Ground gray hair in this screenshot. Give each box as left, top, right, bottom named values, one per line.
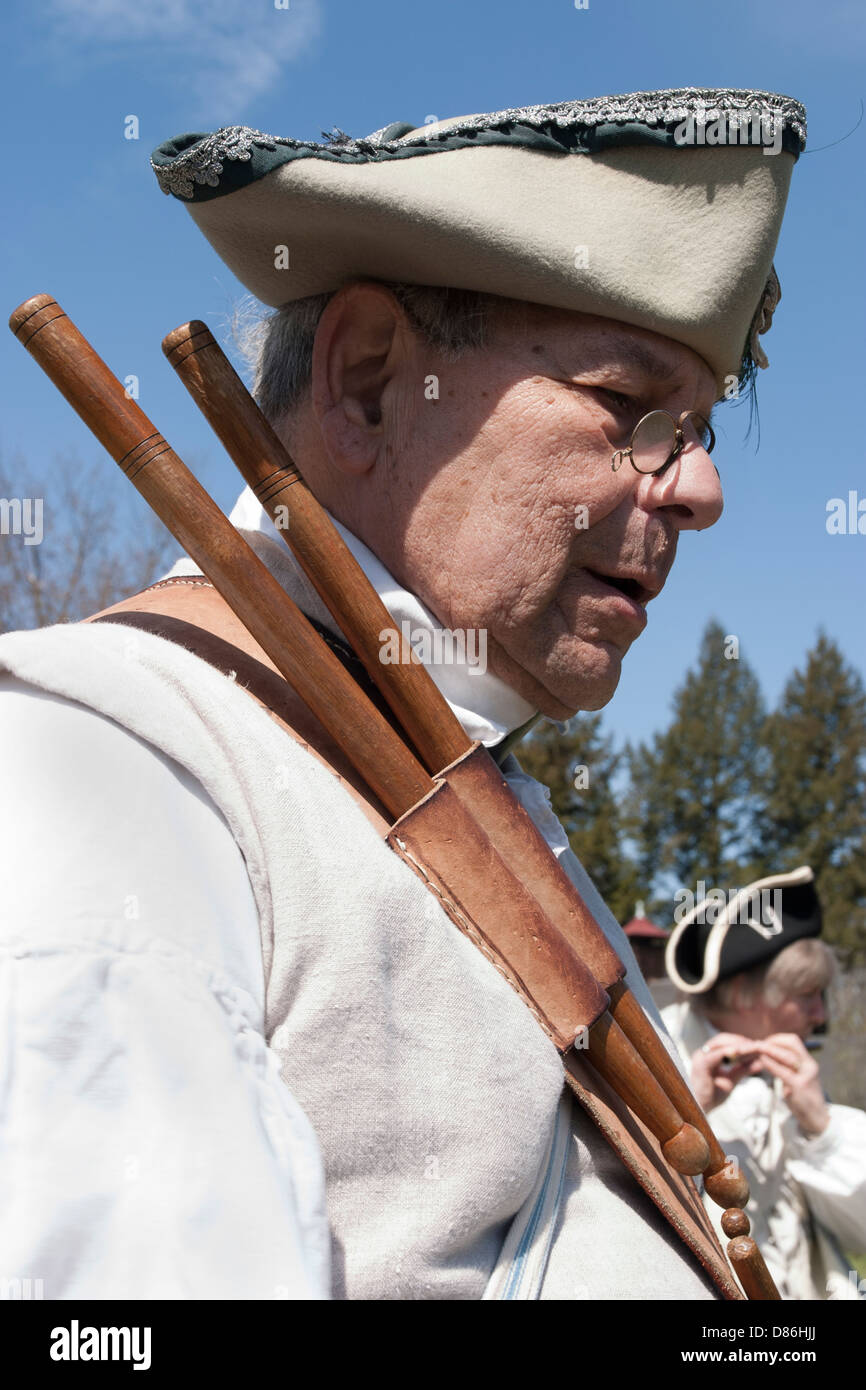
left=244, top=279, right=759, bottom=432
left=700, top=937, right=836, bottom=1016
left=247, top=283, right=504, bottom=426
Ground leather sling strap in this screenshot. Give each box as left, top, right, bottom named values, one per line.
left=85, top=576, right=743, bottom=1300
left=89, top=576, right=395, bottom=832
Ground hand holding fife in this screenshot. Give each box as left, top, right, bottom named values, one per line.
left=691, top=1033, right=764, bottom=1112
left=692, top=1032, right=830, bottom=1137
left=756, top=1033, right=830, bottom=1138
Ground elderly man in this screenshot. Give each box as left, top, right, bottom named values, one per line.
left=663, top=868, right=866, bottom=1300
left=0, top=89, right=805, bottom=1300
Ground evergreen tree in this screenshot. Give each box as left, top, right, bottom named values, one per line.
left=758, top=633, right=866, bottom=960
left=623, top=738, right=669, bottom=921
left=626, top=620, right=768, bottom=911
left=517, top=714, right=641, bottom=923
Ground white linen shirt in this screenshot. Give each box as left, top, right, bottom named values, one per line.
left=0, top=676, right=330, bottom=1300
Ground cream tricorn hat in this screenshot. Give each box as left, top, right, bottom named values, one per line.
left=152, top=87, right=806, bottom=390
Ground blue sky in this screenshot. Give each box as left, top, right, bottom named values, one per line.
left=1, top=0, right=864, bottom=751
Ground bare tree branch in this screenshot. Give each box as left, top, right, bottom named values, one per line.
left=0, top=450, right=177, bottom=634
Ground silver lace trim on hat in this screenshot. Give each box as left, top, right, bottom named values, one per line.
left=154, top=127, right=275, bottom=200
left=153, top=86, right=807, bottom=200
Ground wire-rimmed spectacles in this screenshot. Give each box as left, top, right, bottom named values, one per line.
left=611, top=410, right=716, bottom=476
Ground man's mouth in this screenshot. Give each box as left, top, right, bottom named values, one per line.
left=585, top=569, right=660, bottom=606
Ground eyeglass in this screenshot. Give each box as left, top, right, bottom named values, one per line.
left=611, top=410, right=716, bottom=476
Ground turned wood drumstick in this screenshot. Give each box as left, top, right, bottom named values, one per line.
left=9, top=292, right=710, bottom=1181
left=720, top=1209, right=781, bottom=1301
left=162, top=320, right=746, bottom=1202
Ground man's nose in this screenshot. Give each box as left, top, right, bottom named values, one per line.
left=637, top=436, right=724, bottom=533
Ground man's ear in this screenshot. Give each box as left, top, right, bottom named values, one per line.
left=311, top=284, right=410, bottom=477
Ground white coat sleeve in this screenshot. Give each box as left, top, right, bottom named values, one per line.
left=787, top=1104, right=866, bottom=1255
left=0, top=675, right=330, bottom=1300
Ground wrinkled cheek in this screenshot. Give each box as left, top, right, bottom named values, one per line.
left=464, top=544, right=572, bottom=632
left=487, top=575, right=570, bottom=639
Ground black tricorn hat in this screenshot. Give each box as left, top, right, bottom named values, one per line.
left=665, top=866, right=822, bottom=994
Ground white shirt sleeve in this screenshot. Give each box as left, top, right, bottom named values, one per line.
left=0, top=675, right=330, bottom=1300
left=787, top=1105, right=866, bottom=1254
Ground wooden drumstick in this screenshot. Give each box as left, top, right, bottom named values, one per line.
left=9, top=292, right=710, bottom=1181
left=604, top=983, right=750, bottom=1209
left=721, top=1209, right=781, bottom=1301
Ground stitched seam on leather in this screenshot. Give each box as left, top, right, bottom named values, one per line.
left=393, top=835, right=559, bottom=1049
left=140, top=576, right=377, bottom=696
left=143, top=576, right=215, bottom=591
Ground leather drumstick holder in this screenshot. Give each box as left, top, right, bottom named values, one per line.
left=387, top=773, right=608, bottom=1052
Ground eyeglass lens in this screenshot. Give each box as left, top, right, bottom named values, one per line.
left=631, top=411, right=713, bottom=473
left=631, top=412, right=678, bottom=472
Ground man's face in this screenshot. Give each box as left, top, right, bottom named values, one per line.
left=760, top=989, right=827, bottom=1041
left=308, top=292, right=724, bottom=719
